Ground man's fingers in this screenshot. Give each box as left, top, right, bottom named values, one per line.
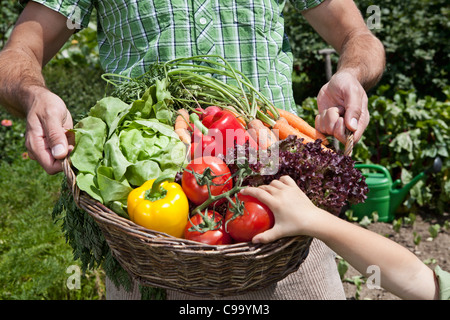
left=316, top=71, right=370, bottom=144
left=25, top=129, right=63, bottom=174
left=348, top=93, right=369, bottom=143
left=41, top=110, right=71, bottom=160
left=24, top=92, right=73, bottom=174
left=342, top=88, right=362, bottom=130
left=315, top=107, right=346, bottom=143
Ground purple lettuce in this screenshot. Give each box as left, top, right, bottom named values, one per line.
left=228, top=136, right=368, bottom=215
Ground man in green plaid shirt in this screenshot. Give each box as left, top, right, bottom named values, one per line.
left=0, top=0, right=385, bottom=300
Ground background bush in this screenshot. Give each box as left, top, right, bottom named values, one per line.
left=295, top=86, right=450, bottom=215
left=0, top=0, right=22, bottom=48
left=285, top=0, right=450, bottom=102
left=286, top=0, right=450, bottom=215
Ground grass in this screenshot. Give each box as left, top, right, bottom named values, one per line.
left=0, top=157, right=105, bottom=299
left=0, top=61, right=108, bottom=300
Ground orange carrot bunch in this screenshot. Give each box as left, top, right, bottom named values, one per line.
left=276, top=109, right=329, bottom=145
left=247, top=118, right=278, bottom=150
left=174, top=109, right=192, bottom=144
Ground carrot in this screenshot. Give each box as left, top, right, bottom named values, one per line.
left=272, top=117, right=332, bottom=152
left=174, top=109, right=191, bottom=144
left=272, top=117, right=317, bottom=144
left=262, top=121, right=271, bottom=128
left=175, top=109, right=190, bottom=128
left=247, top=118, right=278, bottom=150
left=275, top=109, right=329, bottom=145
left=225, top=105, right=247, bottom=128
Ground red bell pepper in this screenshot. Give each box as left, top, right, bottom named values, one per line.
left=191, top=127, right=215, bottom=160
left=201, top=106, right=222, bottom=128
left=208, top=110, right=257, bottom=156
left=190, top=110, right=257, bottom=159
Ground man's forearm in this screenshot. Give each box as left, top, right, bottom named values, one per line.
left=0, top=1, right=75, bottom=118
left=0, top=47, right=47, bottom=118
left=337, top=30, right=385, bottom=90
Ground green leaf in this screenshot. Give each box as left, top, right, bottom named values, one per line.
left=155, top=78, right=173, bottom=103
left=389, top=131, right=413, bottom=153
left=132, top=119, right=179, bottom=139
left=118, top=128, right=157, bottom=163
left=71, top=116, right=107, bottom=174
left=75, top=172, right=102, bottom=203
left=88, top=96, right=130, bottom=130
left=428, top=224, right=441, bottom=239
left=125, top=160, right=162, bottom=187
left=337, top=259, right=349, bottom=280
left=103, top=133, right=131, bottom=180
left=152, top=100, right=172, bottom=124
left=96, top=166, right=133, bottom=206
left=126, top=98, right=152, bottom=120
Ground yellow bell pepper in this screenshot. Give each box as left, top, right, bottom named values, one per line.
left=127, top=174, right=189, bottom=238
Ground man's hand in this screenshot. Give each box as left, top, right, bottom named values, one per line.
left=0, top=2, right=75, bottom=174
left=315, top=70, right=369, bottom=144
left=302, top=0, right=385, bottom=144
left=25, top=87, right=74, bottom=174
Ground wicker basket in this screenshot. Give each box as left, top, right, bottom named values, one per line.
left=62, top=134, right=353, bottom=298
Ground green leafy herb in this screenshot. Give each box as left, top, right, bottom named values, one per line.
left=52, top=177, right=165, bottom=299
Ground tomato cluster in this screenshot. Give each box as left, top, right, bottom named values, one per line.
left=181, top=156, right=274, bottom=245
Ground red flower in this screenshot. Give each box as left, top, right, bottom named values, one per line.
left=1, top=119, right=13, bottom=127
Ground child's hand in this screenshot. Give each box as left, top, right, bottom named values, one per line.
left=240, top=176, right=322, bottom=244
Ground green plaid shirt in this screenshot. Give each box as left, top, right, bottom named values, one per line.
left=31, top=0, right=323, bottom=110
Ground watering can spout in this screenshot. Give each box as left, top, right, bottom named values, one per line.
left=351, top=157, right=442, bottom=222
left=389, top=157, right=442, bottom=215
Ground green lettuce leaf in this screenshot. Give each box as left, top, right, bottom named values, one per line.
left=71, top=116, right=106, bottom=174
left=69, top=93, right=186, bottom=214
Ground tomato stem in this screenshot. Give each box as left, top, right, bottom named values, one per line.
left=186, top=153, right=259, bottom=217
left=188, top=209, right=222, bottom=233
left=191, top=185, right=245, bottom=216
left=190, top=165, right=251, bottom=215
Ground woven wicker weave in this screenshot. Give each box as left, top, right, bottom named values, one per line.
left=63, top=133, right=353, bottom=298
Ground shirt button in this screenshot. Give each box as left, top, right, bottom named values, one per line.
left=199, top=17, right=207, bottom=25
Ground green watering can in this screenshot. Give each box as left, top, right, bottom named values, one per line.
left=351, top=157, right=442, bottom=222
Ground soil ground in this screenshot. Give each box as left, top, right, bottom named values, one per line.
left=338, top=212, right=450, bottom=300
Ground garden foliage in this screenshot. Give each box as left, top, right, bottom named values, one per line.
left=285, top=0, right=449, bottom=102
left=0, top=0, right=448, bottom=300
left=296, top=86, right=450, bottom=215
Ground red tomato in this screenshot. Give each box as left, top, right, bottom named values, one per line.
left=181, top=156, right=233, bottom=206
left=225, top=194, right=274, bottom=243
left=184, top=210, right=232, bottom=245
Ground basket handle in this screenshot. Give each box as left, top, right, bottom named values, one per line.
left=62, top=157, right=80, bottom=205
left=344, top=129, right=354, bottom=157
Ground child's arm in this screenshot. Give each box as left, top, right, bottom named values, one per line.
left=241, top=176, right=439, bottom=300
